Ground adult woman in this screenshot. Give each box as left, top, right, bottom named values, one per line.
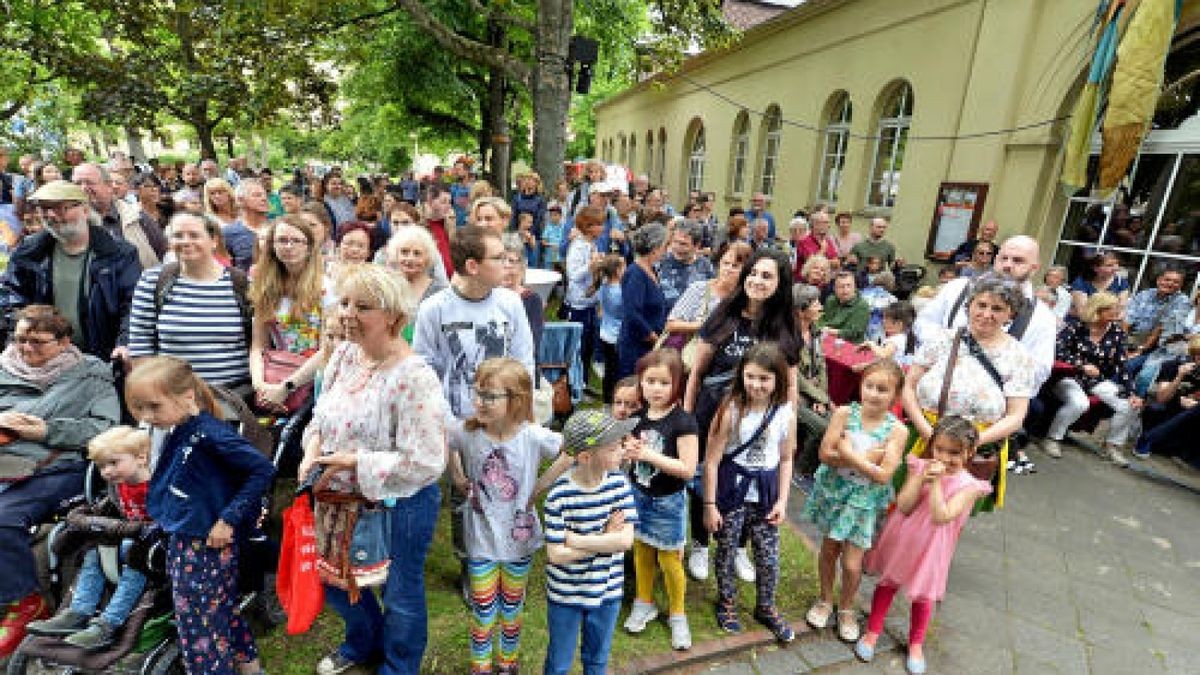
left=563, top=205, right=604, bottom=380
left=249, top=214, right=332, bottom=411
left=792, top=283, right=832, bottom=479
left=664, top=241, right=753, bottom=342
left=297, top=264, right=446, bottom=675
left=31, top=162, right=62, bottom=189
left=385, top=224, right=449, bottom=330
left=203, top=177, right=237, bottom=227
left=801, top=253, right=834, bottom=299
left=134, top=173, right=169, bottom=232
left=1070, top=251, right=1130, bottom=318
left=617, top=222, right=668, bottom=378
left=0, top=306, right=120, bottom=655
left=301, top=200, right=337, bottom=261
left=901, top=273, right=1035, bottom=508
left=335, top=222, right=375, bottom=268
left=958, top=240, right=996, bottom=278
left=501, top=235, right=545, bottom=357
left=831, top=212, right=862, bottom=263
left=128, top=213, right=252, bottom=390
left=683, top=248, right=800, bottom=580
left=1045, top=292, right=1141, bottom=465
left=470, top=196, right=512, bottom=235
left=715, top=214, right=749, bottom=250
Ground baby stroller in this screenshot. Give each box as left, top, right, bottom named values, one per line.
left=8, top=386, right=278, bottom=675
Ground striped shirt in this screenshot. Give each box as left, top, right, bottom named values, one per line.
left=128, top=266, right=251, bottom=386
left=543, top=470, right=637, bottom=608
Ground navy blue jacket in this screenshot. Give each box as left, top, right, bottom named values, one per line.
left=0, top=225, right=141, bottom=359
left=147, top=412, right=276, bottom=539
left=510, top=191, right=547, bottom=236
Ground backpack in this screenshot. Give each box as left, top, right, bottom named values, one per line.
left=153, top=262, right=254, bottom=345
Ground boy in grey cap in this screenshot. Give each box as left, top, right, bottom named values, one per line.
left=542, top=409, right=638, bottom=675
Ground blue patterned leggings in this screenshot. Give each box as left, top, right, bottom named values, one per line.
left=166, top=536, right=259, bottom=675
left=715, top=503, right=780, bottom=608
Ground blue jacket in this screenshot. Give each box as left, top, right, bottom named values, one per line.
left=147, top=412, right=276, bottom=539
left=510, top=191, right=547, bottom=236
left=0, top=225, right=141, bottom=359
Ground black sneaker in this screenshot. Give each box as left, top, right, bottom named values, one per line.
left=753, top=605, right=795, bottom=644
left=64, top=620, right=117, bottom=650
left=27, top=610, right=90, bottom=637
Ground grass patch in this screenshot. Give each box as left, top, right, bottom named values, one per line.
left=258, top=501, right=817, bottom=673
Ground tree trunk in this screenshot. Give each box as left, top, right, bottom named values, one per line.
left=532, top=0, right=573, bottom=193
left=124, top=126, right=147, bottom=163
left=194, top=121, right=218, bottom=160
left=487, top=20, right=512, bottom=196
left=224, top=135, right=235, bottom=160
left=478, top=89, right=493, bottom=179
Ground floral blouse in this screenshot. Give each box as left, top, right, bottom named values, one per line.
left=304, top=342, right=447, bottom=501
left=1055, top=321, right=1132, bottom=394
left=913, top=328, right=1035, bottom=425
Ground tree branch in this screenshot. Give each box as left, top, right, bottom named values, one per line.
left=465, top=0, right=537, bottom=34
left=394, top=0, right=533, bottom=87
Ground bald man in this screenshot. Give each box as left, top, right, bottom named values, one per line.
left=915, top=235, right=1056, bottom=390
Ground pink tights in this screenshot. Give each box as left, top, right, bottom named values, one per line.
left=866, top=583, right=933, bottom=646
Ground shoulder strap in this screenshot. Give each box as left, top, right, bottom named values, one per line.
left=963, top=331, right=1005, bottom=391
left=946, top=282, right=971, bottom=329
left=227, top=266, right=254, bottom=344
left=153, top=262, right=181, bottom=318
left=937, top=328, right=965, bottom=417
left=1007, top=300, right=1035, bottom=340
left=725, top=404, right=780, bottom=462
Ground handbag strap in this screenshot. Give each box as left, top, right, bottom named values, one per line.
left=937, top=329, right=965, bottom=417
left=724, top=404, right=780, bottom=463
left=963, top=331, right=1005, bottom=391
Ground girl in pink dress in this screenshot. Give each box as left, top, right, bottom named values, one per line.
left=854, top=416, right=992, bottom=675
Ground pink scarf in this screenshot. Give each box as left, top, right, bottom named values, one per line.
left=0, top=344, right=85, bottom=391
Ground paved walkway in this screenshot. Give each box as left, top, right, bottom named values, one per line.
left=691, top=439, right=1200, bottom=674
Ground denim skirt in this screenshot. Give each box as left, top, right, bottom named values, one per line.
left=632, top=488, right=688, bottom=551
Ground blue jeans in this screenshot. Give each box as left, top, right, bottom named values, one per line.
left=325, top=483, right=440, bottom=674
left=0, top=462, right=86, bottom=603
left=542, top=598, right=620, bottom=675
left=70, top=546, right=146, bottom=626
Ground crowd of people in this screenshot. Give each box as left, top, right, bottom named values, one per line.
left=0, top=146, right=1198, bottom=675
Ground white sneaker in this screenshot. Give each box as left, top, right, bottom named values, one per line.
left=1105, top=445, right=1130, bottom=467
left=668, top=614, right=692, bottom=650
left=734, top=547, right=756, bottom=583
left=1041, top=439, right=1063, bottom=458
left=623, top=600, right=658, bottom=633
left=687, top=545, right=710, bottom=581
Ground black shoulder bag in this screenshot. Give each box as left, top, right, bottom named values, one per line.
left=714, top=404, right=781, bottom=514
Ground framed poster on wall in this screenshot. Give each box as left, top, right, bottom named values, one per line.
left=925, top=182, right=989, bottom=262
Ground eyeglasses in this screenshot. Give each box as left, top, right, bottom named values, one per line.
left=274, top=237, right=309, bottom=248
left=12, top=334, right=57, bottom=346
left=483, top=254, right=507, bottom=263
left=471, top=387, right=510, bottom=404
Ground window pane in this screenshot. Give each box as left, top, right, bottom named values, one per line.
left=1152, top=154, right=1200, bottom=255
left=1059, top=200, right=1106, bottom=244
left=1125, top=153, right=1176, bottom=233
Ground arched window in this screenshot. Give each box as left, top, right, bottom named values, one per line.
left=818, top=92, right=852, bottom=204
left=758, top=105, right=782, bottom=198
left=657, top=128, right=667, bottom=188
left=730, top=112, right=751, bottom=196
left=867, top=82, right=913, bottom=208
left=687, top=125, right=706, bottom=193
left=619, top=134, right=628, bottom=165
left=629, top=133, right=637, bottom=172
left=645, top=131, right=655, bottom=182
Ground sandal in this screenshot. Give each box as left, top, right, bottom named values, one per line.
left=805, top=600, right=833, bottom=629
left=754, top=605, right=795, bottom=644
left=715, top=600, right=741, bottom=633
left=836, top=609, right=861, bottom=642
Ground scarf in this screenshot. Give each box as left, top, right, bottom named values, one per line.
left=0, top=343, right=85, bottom=391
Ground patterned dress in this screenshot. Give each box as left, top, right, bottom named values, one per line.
left=801, top=403, right=898, bottom=548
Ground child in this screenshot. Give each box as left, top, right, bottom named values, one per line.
left=621, top=350, right=699, bottom=650
left=516, top=212, right=539, bottom=269
left=125, top=356, right=275, bottom=675
left=1039, top=265, right=1071, bottom=326
left=27, top=427, right=153, bottom=649
left=702, top=343, right=798, bottom=643
left=510, top=171, right=546, bottom=246
left=541, top=202, right=565, bottom=270
left=611, top=375, right=642, bottom=421
left=448, top=358, right=574, bottom=675
left=857, top=301, right=917, bottom=369
left=800, top=360, right=908, bottom=642
left=854, top=416, right=992, bottom=674
left=543, top=409, right=638, bottom=675
left=591, top=254, right=626, bottom=403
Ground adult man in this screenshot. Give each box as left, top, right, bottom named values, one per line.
left=1123, top=268, right=1191, bottom=357
left=278, top=183, right=305, bottom=216
left=796, top=208, right=839, bottom=270
left=199, top=158, right=220, bottom=182
left=225, top=157, right=246, bottom=187
left=259, top=168, right=283, bottom=218
left=322, top=173, right=356, bottom=227
left=398, top=170, right=421, bottom=204
left=423, top=184, right=455, bottom=276
left=0, top=181, right=141, bottom=361
left=62, top=148, right=85, bottom=179
left=224, top=178, right=270, bottom=271
left=952, top=219, right=999, bottom=270
left=656, top=221, right=715, bottom=312
left=818, top=272, right=870, bottom=342
left=750, top=218, right=773, bottom=250
left=915, top=235, right=1057, bottom=390
left=848, top=217, right=902, bottom=269
left=72, top=163, right=165, bottom=269
left=644, top=188, right=674, bottom=217
left=1135, top=336, right=1200, bottom=463
left=745, top=192, right=776, bottom=240
left=631, top=174, right=650, bottom=203
left=173, top=163, right=204, bottom=205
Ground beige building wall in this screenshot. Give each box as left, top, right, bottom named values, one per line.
left=595, top=0, right=1102, bottom=267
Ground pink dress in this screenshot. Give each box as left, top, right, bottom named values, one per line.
left=865, top=456, right=991, bottom=602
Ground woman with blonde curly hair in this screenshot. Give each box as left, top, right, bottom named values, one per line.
left=248, top=213, right=335, bottom=410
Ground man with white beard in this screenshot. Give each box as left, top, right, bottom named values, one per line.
left=0, top=181, right=141, bottom=362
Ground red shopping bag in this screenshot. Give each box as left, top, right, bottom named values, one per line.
left=276, top=494, right=324, bottom=634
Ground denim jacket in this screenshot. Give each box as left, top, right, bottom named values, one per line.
left=147, top=412, right=275, bottom=539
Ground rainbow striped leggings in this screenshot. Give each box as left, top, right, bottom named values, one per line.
left=467, top=557, right=531, bottom=674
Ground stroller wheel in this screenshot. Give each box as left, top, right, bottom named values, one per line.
left=141, top=641, right=183, bottom=675
left=5, top=650, right=62, bottom=675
